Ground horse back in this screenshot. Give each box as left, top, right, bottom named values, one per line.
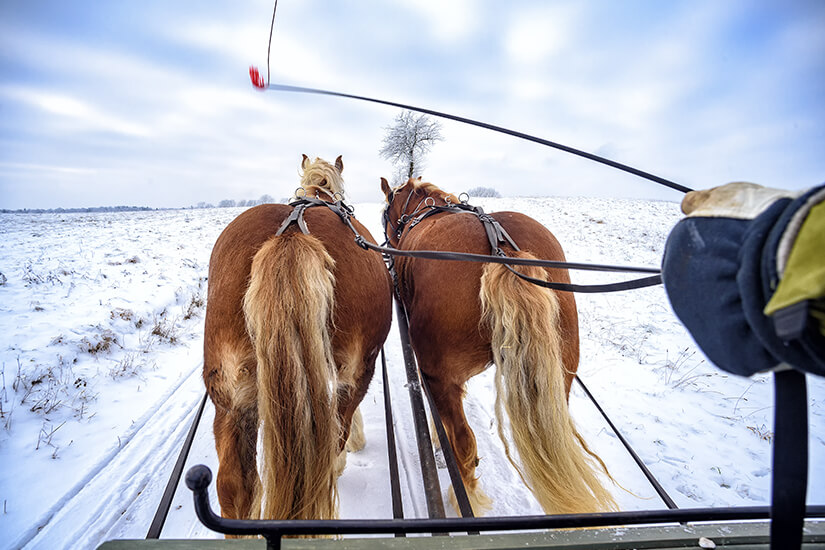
left=301, top=208, right=393, bottom=355
left=204, top=204, right=293, bottom=401
left=396, top=209, right=577, bottom=370
left=204, top=204, right=392, bottom=399
left=398, top=209, right=571, bottom=293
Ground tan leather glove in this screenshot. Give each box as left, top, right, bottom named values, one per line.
left=681, top=181, right=801, bottom=219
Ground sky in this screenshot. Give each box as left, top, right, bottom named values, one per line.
left=1, top=0, right=824, bottom=210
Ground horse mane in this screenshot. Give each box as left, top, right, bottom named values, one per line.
left=408, top=177, right=460, bottom=204
left=298, top=157, right=345, bottom=200
left=299, top=184, right=337, bottom=201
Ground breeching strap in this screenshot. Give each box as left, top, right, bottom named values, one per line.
left=420, top=373, right=478, bottom=524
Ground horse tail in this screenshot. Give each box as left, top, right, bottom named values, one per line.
left=480, top=256, right=618, bottom=514
left=243, top=232, right=340, bottom=521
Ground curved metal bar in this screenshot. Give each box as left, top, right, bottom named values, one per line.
left=185, top=464, right=825, bottom=538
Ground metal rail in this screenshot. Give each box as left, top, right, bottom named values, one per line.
left=574, top=376, right=679, bottom=510
left=146, top=392, right=208, bottom=538
left=392, top=296, right=445, bottom=520
left=184, top=464, right=825, bottom=550
left=379, top=349, right=404, bottom=526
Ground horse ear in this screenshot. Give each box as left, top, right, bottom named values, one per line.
left=301, top=154, right=309, bottom=171
left=380, top=177, right=391, bottom=198
left=335, top=155, right=344, bottom=173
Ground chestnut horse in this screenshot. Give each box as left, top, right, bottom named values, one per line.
left=294, top=154, right=346, bottom=200
left=202, top=156, right=392, bottom=524
left=380, top=177, right=617, bottom=515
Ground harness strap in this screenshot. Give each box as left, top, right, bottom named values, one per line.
left=387, top=201, right=660, bottom=292
left=275, top=202, right=311, bottom=235
left=771, top=369, right=809, bottom=549
left=462, top=204, right=663, bottom=291
left=476, top=210, right=520, bottom=254
left=505, top=265, right=663, bottom=293
left=276, top=197, right=357, bottom=236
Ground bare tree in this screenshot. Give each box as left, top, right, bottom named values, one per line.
left=379, top=110, right=444, bottom=185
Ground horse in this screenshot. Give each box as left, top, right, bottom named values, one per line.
left=202, top=155, right=392, bottom=525
left=380, top=176, right=617, bottom=516
left=293, top=154, right=345, bottom=200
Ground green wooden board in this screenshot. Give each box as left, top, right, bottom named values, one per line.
left=99, top=519, right=825, bottom=549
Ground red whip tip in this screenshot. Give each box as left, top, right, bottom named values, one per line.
left=249, top=66, right=266, bottom=89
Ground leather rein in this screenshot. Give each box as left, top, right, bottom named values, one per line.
left=380, top=192, right=663, bottom=294
left=277, top=194, right=661, bottom=293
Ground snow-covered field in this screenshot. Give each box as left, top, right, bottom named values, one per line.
left=1, top=197, right=823, bottom=549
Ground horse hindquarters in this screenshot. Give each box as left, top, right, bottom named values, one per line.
left=243, top=232, right=341, bottom=521
left=479, top=257, right=618, bottom=514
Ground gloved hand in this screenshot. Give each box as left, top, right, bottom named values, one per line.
left=681, top=181, right=800, bottom=219
left=662, top=181, right=825, bottom=377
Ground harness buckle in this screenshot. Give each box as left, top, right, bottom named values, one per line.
left=354, top=235, right=369, bottom=250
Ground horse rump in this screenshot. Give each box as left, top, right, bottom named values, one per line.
left=243, top=231, right=341, bottom=521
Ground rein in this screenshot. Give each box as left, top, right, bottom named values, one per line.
left=278, top=195, right=661, bottom=293
left=379, top=195, right=663, bottom=293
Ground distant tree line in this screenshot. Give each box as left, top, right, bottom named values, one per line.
left=465, top=186, right=502, bottom=198
left=0, top=205, right=154, bottom=214
left=0, top=194, right=286, bottom=214
left=197, top=194, right=281, bottom=209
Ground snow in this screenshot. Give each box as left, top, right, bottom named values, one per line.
left=0, top=198, right=822, bottom=549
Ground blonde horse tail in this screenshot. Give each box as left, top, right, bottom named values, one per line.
left=243, top=232, right=340, bottom=521
left=480, top=256, right=618, bottom=514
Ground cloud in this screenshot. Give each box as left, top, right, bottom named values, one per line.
left=504, top=4, right=579, bottom=65
left=395, top=0, right=481, bottom=44
left=1, top=1, right=823, bottom=209
left=2, top=86, right=152, bottom=137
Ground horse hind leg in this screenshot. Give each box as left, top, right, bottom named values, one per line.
left=213, top=403, right=259, bottom=521
left=425, top=375, right=493, bottom=516
left=335, top=346, right=378, bottom=476
left=346, top=407, right=366, bottom=452
left=336, top=407, right=365, bottom=478
left=208, top=344, right=260, bottom=522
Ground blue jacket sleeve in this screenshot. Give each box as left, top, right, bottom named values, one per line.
left=661, top=184, right=825, bottom=377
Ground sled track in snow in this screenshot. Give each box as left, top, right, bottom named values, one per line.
left=17, top=363, right=204, bottom=550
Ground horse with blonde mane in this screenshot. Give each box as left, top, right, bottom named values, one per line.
left=202, top=155, right=392, bottom=526
left=293, top=154, right=345, bottom=200
left=380, top=177, right=617, bottom=516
